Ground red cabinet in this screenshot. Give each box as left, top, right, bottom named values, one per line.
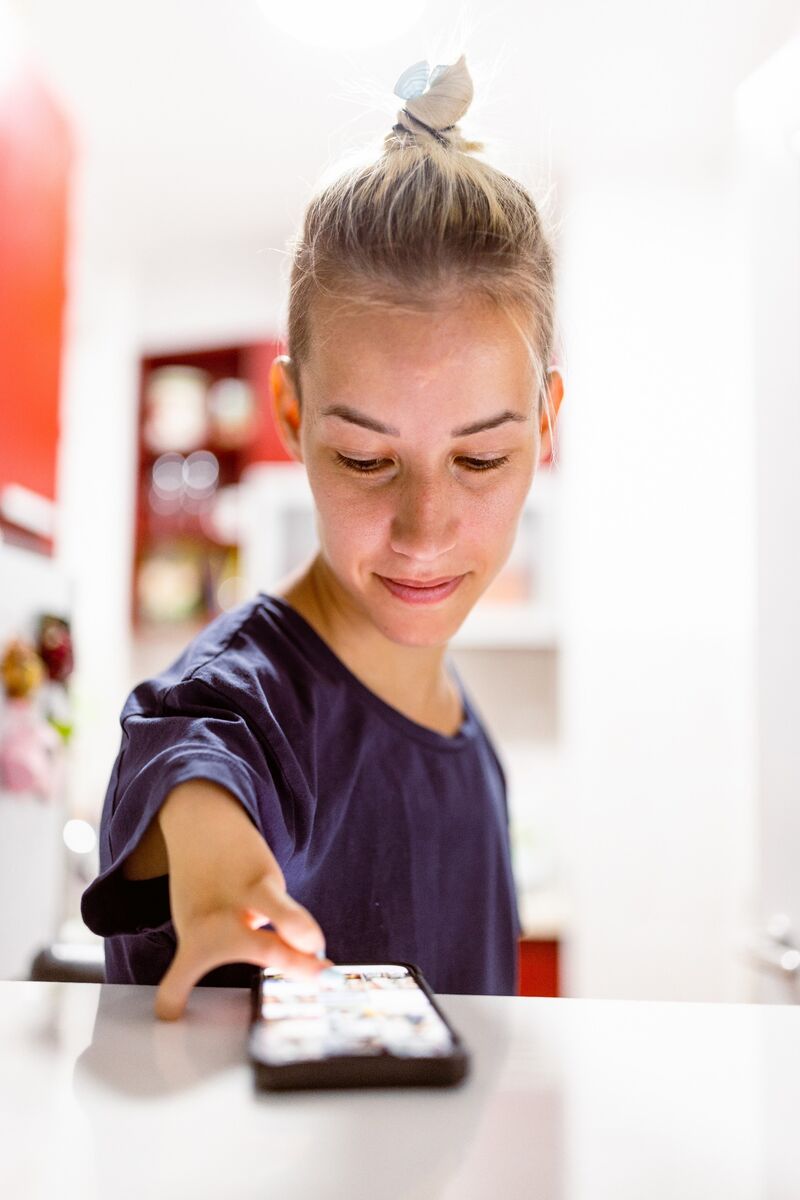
left=518, top=937, right=560, bottom=997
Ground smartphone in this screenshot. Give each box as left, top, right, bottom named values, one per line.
left=249, top=961, right=470, bottom=1091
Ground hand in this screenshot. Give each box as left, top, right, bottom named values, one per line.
left=152, top=779, right=333, bottom=1021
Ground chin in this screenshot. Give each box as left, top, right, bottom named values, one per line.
left=368, top=586, right=472, bottom=649
left=375, top=619, right=455, bottom=650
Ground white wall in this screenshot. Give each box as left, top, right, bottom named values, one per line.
left=135, top=238, right=288, bottom=353
left=556, top=172, right=756, bottom=1000
left=54, top=158, right=141, bottom=827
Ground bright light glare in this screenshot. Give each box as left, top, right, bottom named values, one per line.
left=217, top=573, right=245, bottom=611
left=63, top=819, right=97, bottom=854
left=0, top=1, right=26, bottom=96
left=780, top=949, right=800, bottom=974
left=257, top=0, right=428, bottom=51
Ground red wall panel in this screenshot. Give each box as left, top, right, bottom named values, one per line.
left=0, top=65, right=72, bottom=518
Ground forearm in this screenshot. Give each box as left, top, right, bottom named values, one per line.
left=159, top=778, right=257, bottom=856
left=121, top=778, right=256, bottom=882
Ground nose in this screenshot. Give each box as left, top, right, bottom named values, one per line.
left=389, top=473, right=458, bottom=563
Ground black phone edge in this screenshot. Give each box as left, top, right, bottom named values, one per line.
left=247, top=960, right=471, bottom=1092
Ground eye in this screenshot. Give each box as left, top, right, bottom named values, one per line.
left=334, top=453, right=387, bottom=474
left=334, top=453, right=511, bottom=475
left=460, top=456, right=510, bottom=472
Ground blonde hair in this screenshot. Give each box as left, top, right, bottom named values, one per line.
left=286, top=54, right=560, bottom=459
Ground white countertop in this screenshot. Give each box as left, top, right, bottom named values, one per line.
left=2, top=980, right=798, bottom=1199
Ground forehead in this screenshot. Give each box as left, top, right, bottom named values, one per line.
left=301, top=293, right=535, bottom=411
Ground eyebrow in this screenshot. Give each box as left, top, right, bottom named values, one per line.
left=320, top=404, right=529, bottom=437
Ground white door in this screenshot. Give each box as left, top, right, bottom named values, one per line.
left=739, top=36, right=800, bottom=1003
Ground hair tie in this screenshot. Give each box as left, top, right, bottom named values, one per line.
left=393, top=108, right=456, bottom=147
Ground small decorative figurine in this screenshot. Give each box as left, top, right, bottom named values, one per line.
left=0, top=637, right=64, bottom=801
left=36, top=614, right=75, bottom=742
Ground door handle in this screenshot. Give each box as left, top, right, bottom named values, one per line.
left=747, top=912, right=800, bottom=976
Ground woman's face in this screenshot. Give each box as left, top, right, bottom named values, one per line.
left=273, top=294, right=550, bottom=648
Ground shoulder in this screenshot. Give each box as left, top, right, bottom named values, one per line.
left=122, top=593, right=315, bottom=724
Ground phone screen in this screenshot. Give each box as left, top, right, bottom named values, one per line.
left=251, top=963, right=457, bottom=1065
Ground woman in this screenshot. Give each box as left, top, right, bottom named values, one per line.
left=81, top=53, right=564, bottom=1020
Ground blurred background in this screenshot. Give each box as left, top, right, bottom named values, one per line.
left=2, top=0, right=800, bottom=1002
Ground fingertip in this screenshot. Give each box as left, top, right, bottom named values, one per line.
left=154, top=971, right=188, bottom=1022
left=154, top=993, right=183, bottom=1022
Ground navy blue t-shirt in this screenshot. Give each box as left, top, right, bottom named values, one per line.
left=81, top=593, right=522, bottom=995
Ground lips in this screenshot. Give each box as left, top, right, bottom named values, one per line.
left=377, top=573, right=465, bottom=605
left=385, top=576, right=456, bottom=587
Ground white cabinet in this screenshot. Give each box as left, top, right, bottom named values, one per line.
left=239, top=461, right=560, bottom=649
left=239, top=461, right=318, bottom=602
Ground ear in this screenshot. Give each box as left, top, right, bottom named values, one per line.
left=539, top=366, right=565, bottom=466
left=269, top=355, right=304, bottom=462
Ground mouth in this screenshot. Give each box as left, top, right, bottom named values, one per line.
left=377, top=574, right=466, bottom=605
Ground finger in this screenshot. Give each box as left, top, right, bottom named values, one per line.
left=248, top=927, right=335, bottom=979
left=154, top=918, right=332, bottom=1021
left=153, top=924, right=238, bottom=1022
left=154, top=945, right=205, bottom=1022
left=244, top=875, right=328, bottom=957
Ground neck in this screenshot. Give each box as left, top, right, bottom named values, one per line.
left=274, top=553, right=454, bottom=714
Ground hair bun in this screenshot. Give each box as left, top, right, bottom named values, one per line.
left=392, top=53, right=474, bottom=138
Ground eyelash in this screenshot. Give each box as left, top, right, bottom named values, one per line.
left=334, top=453, right=511, bottom=475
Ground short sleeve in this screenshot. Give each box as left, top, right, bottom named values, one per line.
left=80, top=675, right=295, bottom=937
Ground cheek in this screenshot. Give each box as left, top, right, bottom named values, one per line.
left=468, top=490, right=524, bottom=560
left=458, top=470, right=534, bottom=576
left=307, top=472, right=388, bottom=562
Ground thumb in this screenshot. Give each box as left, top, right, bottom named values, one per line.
left=153, top=927, right=230, bottom=1022
left=153, top=913, right=264, bottom=1022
